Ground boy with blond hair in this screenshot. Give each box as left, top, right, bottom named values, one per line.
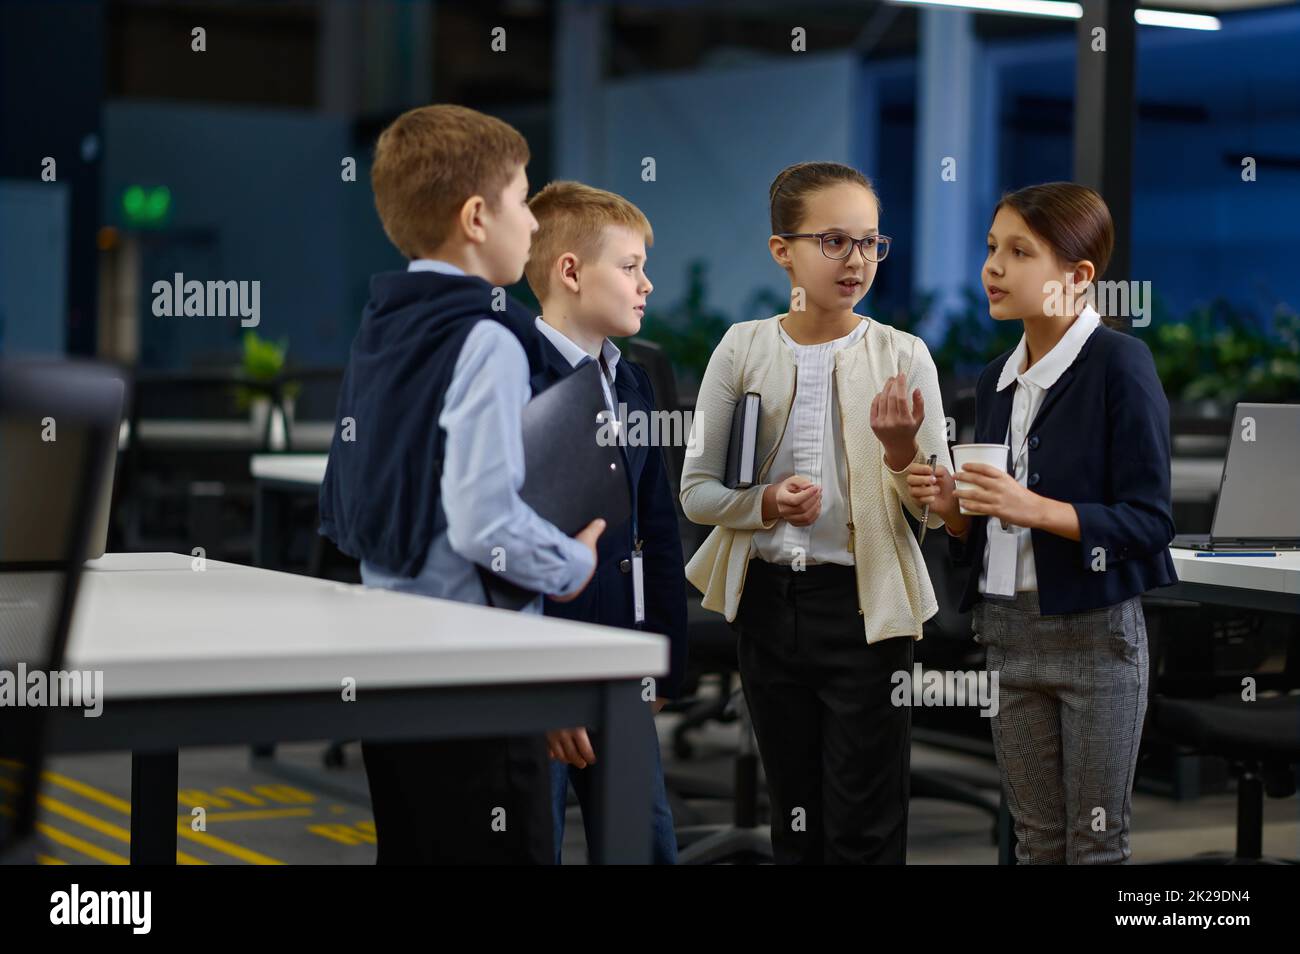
left=525, top=181, right=687, bottom=863
left=320, top=107, right=604, bottom=865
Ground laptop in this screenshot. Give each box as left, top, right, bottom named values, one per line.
left=1172, top=402, right=1300, bottom=551
left=0, top=374, right=121, bottom=564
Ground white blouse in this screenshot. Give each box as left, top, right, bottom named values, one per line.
left=979, top=305, right=1100, bottom=594
left=751, top=318, right=868, bottom=567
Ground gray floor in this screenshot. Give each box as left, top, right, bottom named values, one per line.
left=16, top=706, right=1299, bottom=865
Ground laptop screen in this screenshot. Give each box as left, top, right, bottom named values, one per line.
left=1210, top=403, right=1300, bottom=542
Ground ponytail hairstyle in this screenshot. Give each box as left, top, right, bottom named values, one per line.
left=993, top=182, right=1124, bottom=329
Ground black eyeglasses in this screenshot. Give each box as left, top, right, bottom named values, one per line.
left=776, top=231, right=892, bottom=263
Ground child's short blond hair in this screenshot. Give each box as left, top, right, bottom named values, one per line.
left=524, top=181, right=653, bottom=300
left=371, top=104, right=530, bottom=259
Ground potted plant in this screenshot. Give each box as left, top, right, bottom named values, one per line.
left=235, top=331, right=300, bottom=448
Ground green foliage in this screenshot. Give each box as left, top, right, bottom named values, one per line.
left=1136, top=297, right=1300, bottom=403
left=235, top=331, right=299, bottom=410
left=927, top=287, right=1024, bottom=379
left=619, top=260, right=1299, bottom=405
left=623, top=261, right=786, bottom=387
left=241, top=330, right=287, bottom=380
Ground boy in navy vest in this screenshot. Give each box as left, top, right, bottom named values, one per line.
left=320, top=106, right=604, bottom=865
left=524, top=181, right=688, bottom=863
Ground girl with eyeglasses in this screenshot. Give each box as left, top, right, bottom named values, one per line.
left=680, top=161, right=953, bottom=864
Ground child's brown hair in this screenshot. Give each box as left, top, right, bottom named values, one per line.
left=994, top=182, right=1121, bottom=327
left=371, top=104, right=530, bottom=259
left=524, top=181, right=653, bottom=301
left=768, top=161, right=881, bottom=235
left=994, top=182, right=1114, bottom=278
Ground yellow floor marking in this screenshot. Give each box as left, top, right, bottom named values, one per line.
left=40, top=770, right=132, bottom=813
left=306, top=822, right=376, bottom=846
left=37, top=793, right=208, bottom=865
left=36, top=822, right=128, bottom=865
left=198, top=807, right=313, bottom=823
left=178, top=789, right=233, bottom=809
left=251, top=784, right=316, bottom=804
left=177, top=825, right=284, bottom=865
left=40, top=770, right=282, bottom=864
left=214, top=787, right=268, bottom=807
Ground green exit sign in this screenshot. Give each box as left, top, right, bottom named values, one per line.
left=122, top=185, right=171, bottom=226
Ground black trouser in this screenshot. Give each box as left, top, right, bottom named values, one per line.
left=360, top=735, right=553, bottom=864
left=732, top=558, right=913, bottom=864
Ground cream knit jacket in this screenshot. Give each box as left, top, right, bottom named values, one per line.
left=681, top=314, right=954, bottom=643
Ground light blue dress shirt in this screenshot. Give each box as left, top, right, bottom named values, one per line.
left=359, top=260, right=595, bottom=612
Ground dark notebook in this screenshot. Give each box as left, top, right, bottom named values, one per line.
left=725, top=392, right=762, bottom=489
left=479, top=359, right=632, bottom=610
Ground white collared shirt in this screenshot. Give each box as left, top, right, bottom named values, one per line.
left=359, top=257, right=596, bottom=608
left=752, top=317, right=868, bottom=567
left=979, top=305, right=1101, bottom=594
left=533, top=316, right=622, bottom=418
left=408, top=258, right=466, bottom=276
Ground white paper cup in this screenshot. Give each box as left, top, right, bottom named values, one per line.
left=952, top=443, right=1009, bottom=515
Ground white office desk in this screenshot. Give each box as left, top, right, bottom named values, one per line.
left=84, top=552, right=250, bottom=573
left=68, top=558, right=666, bottom=698
left=250, top=454, right=329, bottom=569
left=251, top=453, right=328, bottom=486
left=252, top=454, right=1227, bottom=500
left=129, top=420, right=335, bottom=451
left=49, top=555, right=667, bottom=864
left=1166, top=547, right=1300, bottom=614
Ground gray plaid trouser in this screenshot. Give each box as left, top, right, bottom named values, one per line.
left=973, top=592, right=1149, bottom=864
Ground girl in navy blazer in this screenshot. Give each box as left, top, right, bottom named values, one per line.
left=906, top=182, right=1176, bottom=864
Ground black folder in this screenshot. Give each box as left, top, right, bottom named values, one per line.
left=478, top=359, right=631, bottom=609
left=725, top=392, right=762, bottom=489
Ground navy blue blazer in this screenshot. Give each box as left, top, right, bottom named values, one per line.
left=949, top=325, right=1178, bottom=615
left=532, top=337, right=689, bottom=699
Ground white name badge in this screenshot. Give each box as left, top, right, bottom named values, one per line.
left=632, top=549, right=646, bottom=624
left=985, top=518, right=1018, bottom=598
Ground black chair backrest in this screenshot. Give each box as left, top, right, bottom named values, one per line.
left=624, top=337, right=685, bottom=494
left=285, top=367, right=344, bottom=422
left=0, top=360, right=124, bottom=856
left=919, top=526, right=973, bottom=642
left=129, top=370, right=260, bottom=422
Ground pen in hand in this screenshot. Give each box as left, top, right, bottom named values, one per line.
left=918, top=453, right=938, bottom=544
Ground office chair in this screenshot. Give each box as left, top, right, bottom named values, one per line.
left=910, top=525, right=1002, bottom=839
left=623, top=338, right=761, bottom=844
left=1146, top=608, right=1300, bottom=864
left=623, top=338, right=684, bottom=491
left=624, top=337, right=703, bottom=554
left=279, top=366, right=344, bottom=453
left=623, top=338, right=736, bottom=758
left=1150, top=694, right=1299, bottom=864
left=0, top=360, right=124, bottom=864
left=675, top=688, right=773, bottom=865
left=118, top=369, right=279, bottom=561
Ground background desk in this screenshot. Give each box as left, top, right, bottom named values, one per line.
left=253, top=454, right=1230, bottom=497
left=52, top=553, right=667, bottom=864
left=1164, top=548, right=1300, bottom=615
left=251, top=454, right=329, bottom=570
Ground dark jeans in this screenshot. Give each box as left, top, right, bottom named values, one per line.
left=361, top=735, right=553, bottom=864
left=732, top=558, right=913, bottom=864
left=550, top=709, right=678, bottom=864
